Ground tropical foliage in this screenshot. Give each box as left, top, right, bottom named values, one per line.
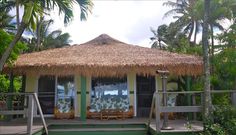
left=163, top=0, right=202, bottom=45
left=0, top=30, right=26, bottom=98
left=150, top=23, right=202, bottom=55
left=161, top=0, right=235, bottom=49
left=0, top=12, right=16, bottom=32
left=212, top=24, right=236, bottom=91
left=0, top=29, right=27, bottom=66
left=150, top=0, right=236, bottom=129
left=200, top=106, right=236, bottom=135
left=0, top=75, right=22, bottom=95
left=0, top=0, right=93, bottom=71
left=27, top=18, right=71, bottom=52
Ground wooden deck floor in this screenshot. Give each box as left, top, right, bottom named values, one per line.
left=0, top=118, right=203, bottom=134
left=150, top=120, right=203, bottom=133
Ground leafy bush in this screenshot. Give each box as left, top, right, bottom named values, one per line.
left=201, top=106, right=236, bottom=135
left=0, top=29, right=27, bottom=66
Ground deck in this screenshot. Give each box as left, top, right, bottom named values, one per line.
left=0, top=117, right=203, bottom=135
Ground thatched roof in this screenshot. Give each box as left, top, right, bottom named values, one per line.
left=4, top=34, right=203, bottom=77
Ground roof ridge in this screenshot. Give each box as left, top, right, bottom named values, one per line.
left=81, top=34, right=125, bottom=45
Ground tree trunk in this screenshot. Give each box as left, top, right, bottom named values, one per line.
left=202, top=0, right=212, bottom=120
left=36, top=18, right=43, bottom=51
left=210, top=24, right=214, bottom=75
left=16, top=0, right=20, bottom=29
left=0, top=1, right=34, bottom=72
left=188, top=21, right=194, bottom=46
left=158, top=39, right=162, bottom=49
left=193, top=23, right=198, bottom=45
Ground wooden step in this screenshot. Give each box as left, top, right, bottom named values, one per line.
left=49, top=127, right=146, bottom=132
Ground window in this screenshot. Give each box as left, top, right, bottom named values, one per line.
left=91, top=77, right=128, bottom=99
left=90, top=77, right=129, bottom=112
left=56, top=76, right=75, bottom=113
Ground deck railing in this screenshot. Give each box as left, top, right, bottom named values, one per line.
left=0, top=92, right=48, bottom=135
left=148, top=90, right=236, bottom=132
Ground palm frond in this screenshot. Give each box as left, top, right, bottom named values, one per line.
left=150, top=27, right=157, bottom=37
left=163, top=1, right=184, bottom=8
left=75, top=0, right=93, bottom=21
left=0, top=1, right=15, bottom=12
left=163, top=9, right=184, bottom=18
left=212, top=22, right=224, bottom=31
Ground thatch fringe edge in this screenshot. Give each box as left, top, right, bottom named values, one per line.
left=4, top=64, right=203, bottom=77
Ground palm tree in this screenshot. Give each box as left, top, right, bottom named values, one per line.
left=0, top=12, right=16, bottom=32
left=0, top=0, right=93, bottom=72
left=28, top=30, right=71, bottom=52
left=0, top=1, right=17, bottom=32
left=33, top=17, right=54, bottom=51
left=163, top=0, right=202, bottom=45
left=150, top=24, right=168, bottom=49
left=150, top=22, right=192, bottom=53
left=202, top=0, right=212, bottom=119
left=26, top=17, right=71, bottom=52
left=43, top=30, right=71, bottom=49
left=208, top=0, right=235, bottom=57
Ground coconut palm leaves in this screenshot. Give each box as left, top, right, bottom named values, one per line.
left=76, top=0, right=93, bottom=21
left=0, top=1, right=17, bottom=32
left=0, top=0, right=93, bottom=72
left=27, top=18, right=71, bottom=52
left=163, top=0, right=235, bottom=47
left=163, top=0, right=202, bottom=45
left=26, top=17, right=70, bottom=52
left=150, top=25, right=168, bottom=49
left=0, top=12, right=16, bottom=32
left=44, top=30, right=71, bottom=49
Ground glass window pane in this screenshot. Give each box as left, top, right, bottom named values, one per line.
left=90, top=77, right=129, bottom=111
left=55, top=76, right=75, bottom=118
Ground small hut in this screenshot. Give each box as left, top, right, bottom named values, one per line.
left=4, top=34, right=203, bottom=119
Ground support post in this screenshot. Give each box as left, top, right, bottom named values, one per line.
left=148, top=94, right=155, bottom=126
left=157, top=70, right=174, bottom=130
left=27, top=95, right=34, bottom=135
left=201, top=93, right=204, bottom=116
left=186, top=76, right=193, bottom=120
left=33, top=93, right=48, bottom=135
left=155, top=91, right=161, bottom=132
left=6, top=72, right=14, bottom=121
left=80, top=76, right=87, bottom=121
left=192, top=94, right=197, bottom=120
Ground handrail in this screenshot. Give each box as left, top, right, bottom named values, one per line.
left=148, top=90, right=236, bottom=133
left=211, top=90, right=236, bottom=93
left=0, top=92, right=48, bottom=135
left=147, top=94, right=155, bottom=129
left=0, top=92, right=43, bottom=97
left=32, top=93, right=48, bottom=135
left=156, top=90, right=236, bottom=94
left=157, top=91, right=203, bottom=94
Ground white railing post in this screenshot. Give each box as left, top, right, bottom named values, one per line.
left=33, top=93, right=48, bottom=135
left=155, top=91, right=160, bottom=133
left=192, top=94, right=197, bottom=120
left=0, top=93, right=48, bottom=135
left=27, top=95, right=34, bottom=135
left=148, top=94, right=155, bottom=127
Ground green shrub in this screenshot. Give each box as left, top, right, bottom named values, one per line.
left=201, top=106, right=236, bottom=135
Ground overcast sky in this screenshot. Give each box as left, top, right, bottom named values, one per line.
left=49, top=0, right=175, bottom=48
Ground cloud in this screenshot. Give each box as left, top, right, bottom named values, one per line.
left=47, top=1, right=175, bottom=48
